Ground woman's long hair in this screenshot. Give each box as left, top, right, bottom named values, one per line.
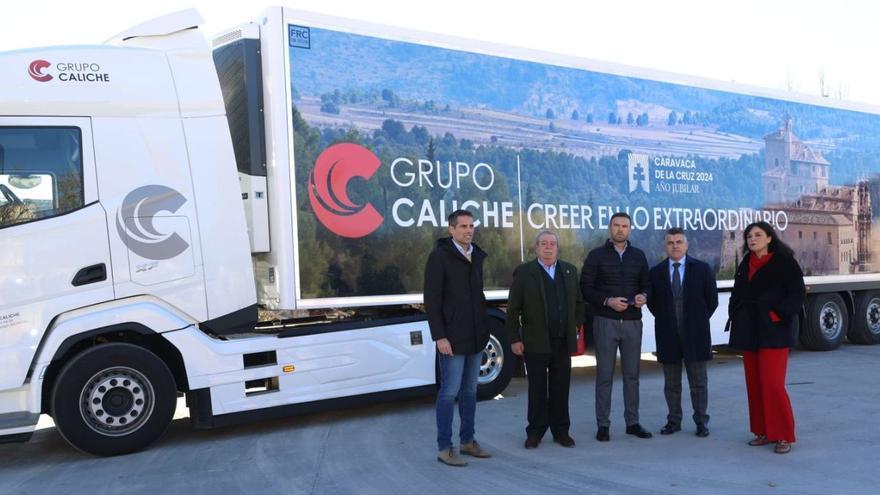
left=741, top=221, right=794, bottom=257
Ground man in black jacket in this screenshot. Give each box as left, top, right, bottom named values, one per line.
left=424, top=210, right=491, bottom=467
left=581, top=212, right=652, bottom=441
left=647, top=228, right=718, bottom=438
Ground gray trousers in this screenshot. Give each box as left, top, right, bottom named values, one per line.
left=594, top=316, right=642, bottom=427
left=663, top=361, right=709, bottom=426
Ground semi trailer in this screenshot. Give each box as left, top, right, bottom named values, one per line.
left=1, top=7, right=879, bottom=456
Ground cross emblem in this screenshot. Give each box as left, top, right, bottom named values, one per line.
left=632, top=164, right=646, bottom=183
left=627, top=153, right=650, bottom=193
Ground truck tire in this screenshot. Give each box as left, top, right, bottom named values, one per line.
left=476, top=317, right=514, bottom=401
left=51, top=343, right=177, bottom=456
left=800, top=294, right=848, bottom=351
left=848, top=291, right=880, bottom=345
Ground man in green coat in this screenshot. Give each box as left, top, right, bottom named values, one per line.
left=507, top=230, right=585, bottom=449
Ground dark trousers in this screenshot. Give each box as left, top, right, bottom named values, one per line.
left=594, top=316, right=642, bottom=427
left=662, top=360, right=709, bottom=426
left=524, top=339, right=571, bottom=438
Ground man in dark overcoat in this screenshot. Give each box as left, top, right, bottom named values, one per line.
left=647, top=228, right=718, bottom=437
left=424, top=209, right=492, bottom=466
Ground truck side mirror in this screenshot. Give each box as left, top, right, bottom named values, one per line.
left=7, top=174, right=43, bottom=189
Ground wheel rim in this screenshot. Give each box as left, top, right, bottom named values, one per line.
left=865, top=298, right=880, bottom=335
left=478, top=334, right=504, bottom=385
left=819, top=301, right=844, bottom=340
left=79, top=367, right=155, bottom=437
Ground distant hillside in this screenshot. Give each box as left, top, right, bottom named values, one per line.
left=290, top=26, right=880, bottom=151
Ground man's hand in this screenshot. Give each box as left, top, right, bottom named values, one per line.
left=634, top=293, right=647, bottom=308
left=607, top=297, right=629, bottom=312
left=511, top=342, right=524, bottom=356
left=436, top=338, right=453, bottom=356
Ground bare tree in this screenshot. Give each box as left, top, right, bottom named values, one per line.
left=818, top=68, right=852, bottom=101
left=818, top=68, right=829, bottom=97
left=835, top=82, right=851, bottom=100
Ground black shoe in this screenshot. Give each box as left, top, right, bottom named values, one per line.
left=660, top=422, right=681, bottom=435
left=553, top=433, right=576, bottom=448
left=524, top=435, right=541, bottom=449
left=696, top=425, right=710, bottom=438
left=596, top=427, right=610, bottom=442
left=626, top=424, right=653, bottom=439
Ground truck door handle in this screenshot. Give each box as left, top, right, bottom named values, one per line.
left=72, top=263, right=107, bottom=286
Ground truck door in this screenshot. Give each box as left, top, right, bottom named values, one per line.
left=0, top=118, right=114, bottom=390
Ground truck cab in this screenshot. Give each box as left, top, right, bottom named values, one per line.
left=0, top=10, right=490, bottom=456
left=0, top=10, right=257, bottom=453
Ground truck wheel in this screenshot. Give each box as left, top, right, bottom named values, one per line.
left=848, top=291, right=880, bottom=345
left=476, top=317, right=514, bottom=400
left=51, top=343, right=177, bottom=456
left=800, top=294, right=848, bottom=351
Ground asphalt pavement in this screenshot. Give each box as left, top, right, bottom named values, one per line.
left=1, top=344, right=878, bottom=494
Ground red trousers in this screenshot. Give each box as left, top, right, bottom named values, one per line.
left=742, top=348, right=796, bottom=442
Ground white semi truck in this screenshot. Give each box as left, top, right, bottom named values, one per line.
left=2, top=8, right=879, bottom=456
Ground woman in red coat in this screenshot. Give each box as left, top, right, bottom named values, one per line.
left=728, top=221, right=805, bottom=454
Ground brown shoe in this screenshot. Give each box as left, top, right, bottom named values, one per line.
left=774, top=440, right=792, bottom=454
left=460, top=440, right=491, bottom=458
left=748, top=435, right=771, bottom=446
left=524, top=436, right=540, bottom=449
left=437, top=447, right=467, bottom=466
left=553, top=433, right=576, bottom=448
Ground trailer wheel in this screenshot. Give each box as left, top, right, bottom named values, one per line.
left=848, top=291, right=880, bottom=345
left=476, top=317, right=514, bottom=400
left=51, top=343, right=177, bottom=456
left=800, top=294, right=848, bottom=351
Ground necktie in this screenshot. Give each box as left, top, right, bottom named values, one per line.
left=672, top=262, right=682, bottom=297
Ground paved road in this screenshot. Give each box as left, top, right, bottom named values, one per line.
left=1, top=345, right=878, bottom=494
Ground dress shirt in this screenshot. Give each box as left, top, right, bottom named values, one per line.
left=538, top=259, right=558, bottom=279
left=453, top=240, right=473, bottom=260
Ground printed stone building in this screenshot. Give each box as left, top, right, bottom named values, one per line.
left=720, top=120, right=872, bottom=276
left=763, top=117, right=830, bottom=204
